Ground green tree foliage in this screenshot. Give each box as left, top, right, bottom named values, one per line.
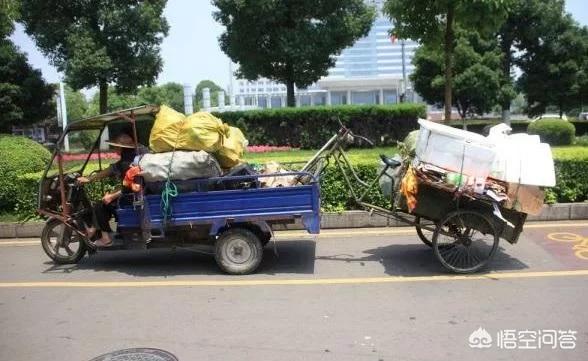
left=518, top=16, right=588, bottom=117
left=64, top=86, right=88, bottom=122
left=20, top=0, right=169, bottom=114
left=213, top=0, right=375, bottom=106
left=86, top=87, right=141, bottom=116
left=411, top=30, right=502, bottom=119
left=0, top=1, right=53, bottom=132
left=496, top=0, right=567, bottom=122
left=86, top=82, right=185, bottom=116
left=385, top=0, right=511, bottom=121
left=0, top=0, right=18, bottom=37
left=139, top=82, right=184, bottom=113
left=0, top=40, right=54, bottom=132
left=195, top=80, right=225, bottom=110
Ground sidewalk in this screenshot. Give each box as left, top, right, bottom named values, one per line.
left=1, top=203, right=586, bottom=239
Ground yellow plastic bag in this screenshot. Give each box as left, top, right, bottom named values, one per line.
left=215, top=126, right=248, bottom=168
left=149, top=105, right=187, bottom=152
left=149, top=107, right=231, bottom=153
left=183, top=112, right=230, bottom=152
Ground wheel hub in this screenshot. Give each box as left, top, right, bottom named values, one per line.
left=226, top=239, right=252, bottom=264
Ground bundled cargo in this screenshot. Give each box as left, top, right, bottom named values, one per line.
left=149, top=105, right=231, bottom=153
left=148, top=105, right=248, bottom=169
left=407, top=119, right=555, bottom=216
left=139, top=150, right=221, bottom=182
left=215, top=126, right=248, bottom=168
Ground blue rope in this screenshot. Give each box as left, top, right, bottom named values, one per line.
left=160, top=178, right=178, bottom=225
left=160, top=129, right=181, bottom=227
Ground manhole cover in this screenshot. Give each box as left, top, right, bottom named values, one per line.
left=89, top=348, right=178, bottom=361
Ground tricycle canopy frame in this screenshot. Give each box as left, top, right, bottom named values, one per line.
left=38, top=105, right=160, bottom=220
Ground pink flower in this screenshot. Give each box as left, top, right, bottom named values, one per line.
left=246, top=145, right=295, bottom=153
left=62, top=152, right=120, bottom=161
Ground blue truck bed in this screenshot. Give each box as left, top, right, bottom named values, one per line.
left=117, top=174, right=321, bottom=236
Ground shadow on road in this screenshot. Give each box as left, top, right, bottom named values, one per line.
left=40, top=240, right=316, bottom=277
left=317, top=243, right=528, bottom=276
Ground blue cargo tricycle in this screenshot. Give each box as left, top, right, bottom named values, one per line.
left=38, top=105, right=320, bottom=274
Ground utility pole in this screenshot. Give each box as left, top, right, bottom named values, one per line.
left=400, top=39, right=407, bottom=103
left=58, top=82, right=69, bottom=151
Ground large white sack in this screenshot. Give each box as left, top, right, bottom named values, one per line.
left=415, top=119, right=496, bottom=179
left=487, top=126, right=556, bottom=187
left=139, top=151, right=222, bottom=182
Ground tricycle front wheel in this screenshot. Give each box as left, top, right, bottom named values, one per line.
left=215, top=228, right=263, bottom=275
left=41, top=218, right=87, bottom=264
left=432, top=210, right=499, bottom=273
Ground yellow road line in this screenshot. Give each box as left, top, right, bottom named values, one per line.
left=0, top=240, right=40, bottom=246
left=0, top=269, right=587, bottom=288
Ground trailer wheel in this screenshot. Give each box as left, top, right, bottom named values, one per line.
left=414, top=216, right=433, bottom=247
left=41, top=218, right=87, bottom=264
left=432, top=210, right=499, bottom=274
left=215, top=228, right=263, bottom=275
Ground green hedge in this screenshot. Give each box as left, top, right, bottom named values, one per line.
left=213, top=104, right=426, bottom=148
left=448, top=119, right=588, bottom=137
left=0, top=135, right=51, bottom=211
left=12, top=152, right=588, bottom=220
left=527, top=119, right=576, bottom=146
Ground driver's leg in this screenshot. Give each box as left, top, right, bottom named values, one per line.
left=93, top=202, right=115, bottom=246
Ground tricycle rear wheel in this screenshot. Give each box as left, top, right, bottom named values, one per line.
left=215, top=228, right=263, bottom=275
left=432, top=210, right=499, bottom=273
left=41, top=218, right=87, bottom=264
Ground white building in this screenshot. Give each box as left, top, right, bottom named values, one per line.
left=224, top=0, right=418, bottom=110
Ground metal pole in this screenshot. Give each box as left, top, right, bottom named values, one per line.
left=58, top=82, right=69, bottom=151
left=401, top=40, right=407, bottom=103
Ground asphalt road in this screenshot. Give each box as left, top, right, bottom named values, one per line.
left=1, top=221, right=587, bottom=361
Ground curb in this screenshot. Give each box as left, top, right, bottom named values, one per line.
left=1, top=203, right=586, bottom=239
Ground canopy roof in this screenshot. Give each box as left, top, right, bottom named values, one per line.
left=66, top=105, right=160, bottom=131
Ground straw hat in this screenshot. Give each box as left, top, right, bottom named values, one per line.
left=105, top=134, right=135, bottom=149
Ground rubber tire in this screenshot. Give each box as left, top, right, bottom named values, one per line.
left=41, top=218, right=87, bottom=264
left=415, top=216, right=433, bottom=247
left=215, top=228, right=263, bottom=275
left=432, top=210, right=499, bottom=274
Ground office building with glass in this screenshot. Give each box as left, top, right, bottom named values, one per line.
left=227, top=0, right=418, bottom=109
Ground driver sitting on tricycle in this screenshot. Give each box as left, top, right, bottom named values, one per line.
left=76, top=132, right=145, bottom=247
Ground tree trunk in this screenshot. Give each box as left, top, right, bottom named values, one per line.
left=443, top=5, right=455, bottom=122
left=99, top=81, right=108, bottom=114
left=286, top=79, right=295, bottom=107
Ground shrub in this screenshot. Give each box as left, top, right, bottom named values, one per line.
left=574, top=134, right=588, bottom=146
left=447, top=120, right=588, bottom=137
left=526, top=119, right=576, bottom=145
left=14, top=152, right=587, bottom=220
left=14, top=163, right=117, bottom=221
left=213, top=104, right=426, bottom=149
left=0, top=135, right=51, bottom=211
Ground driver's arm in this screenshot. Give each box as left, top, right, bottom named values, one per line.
left=77, top=167, right=113, bottom=184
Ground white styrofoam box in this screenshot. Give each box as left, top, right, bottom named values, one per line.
left=416, top=119, right=497, bottom=179
left=490, top=135, right=556, bottom=187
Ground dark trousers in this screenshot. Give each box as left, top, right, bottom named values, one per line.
left=92, top=202, right=117, bottom=233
